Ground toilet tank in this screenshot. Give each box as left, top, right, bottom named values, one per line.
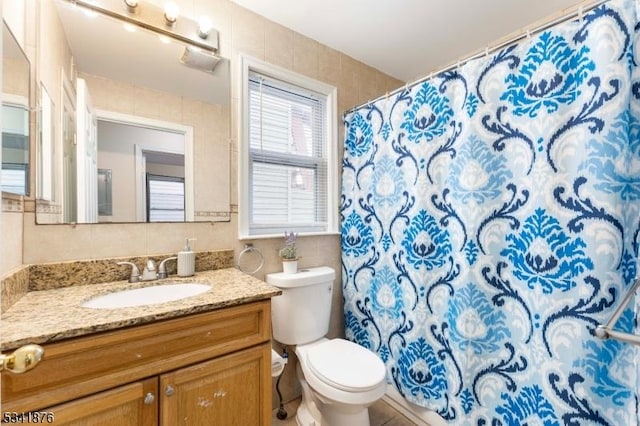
left=266, top=266, right=335, bottom=345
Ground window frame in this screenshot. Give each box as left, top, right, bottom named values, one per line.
left=238, top=54, right=339, bottom=239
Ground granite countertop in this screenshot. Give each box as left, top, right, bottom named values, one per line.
left=0, top=268, right=281, bottom=351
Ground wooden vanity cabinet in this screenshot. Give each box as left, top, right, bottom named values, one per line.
left=160, top=344, right=266, bottom=425
left=42, top=378, right=158, bottom=426
left=1, top=301, right=272, bottom=426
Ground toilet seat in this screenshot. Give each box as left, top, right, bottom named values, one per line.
left=305, top=338, right=386, bottom=392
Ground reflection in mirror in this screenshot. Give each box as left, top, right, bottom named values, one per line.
left=37, top=86, right=54, bottom=202
left=2, top=21, right=30, bottom=196
left=95, top=114, right=193, bottom=223
left=35, top=0, right=230, bottom=224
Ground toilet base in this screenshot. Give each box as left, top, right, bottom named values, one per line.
left=295, top=363, right=372, bottom=426
left=321, top=405, right=371, bottom=426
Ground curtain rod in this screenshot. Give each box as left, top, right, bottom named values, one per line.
left=343, top=0, right=609, bottom=116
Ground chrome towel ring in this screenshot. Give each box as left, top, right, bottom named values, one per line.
left=237, top=244, right=264, bottom=275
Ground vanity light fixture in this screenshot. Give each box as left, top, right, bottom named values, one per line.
left=180, top=45, right=221, bottom=73
left=163, top=1, right=180, bottom=25
left=64, top=0, right=219, bottom=54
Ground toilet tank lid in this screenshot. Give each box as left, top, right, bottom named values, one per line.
left=266, top=266, right=335, bottom=288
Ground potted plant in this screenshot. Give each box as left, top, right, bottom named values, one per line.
left=279, top=231, right=299, bottom=274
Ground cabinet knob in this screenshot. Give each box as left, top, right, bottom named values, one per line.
left=144, top=392, right=155, bottom=405
left=0, top=344, right=44, bottom=374
left=165, top=385, right=175, bottom=396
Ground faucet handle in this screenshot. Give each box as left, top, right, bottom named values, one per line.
left=145, top=259, right=157, bottom=272
left=158, top=257, right=178, bottom=279
left=117, top=261, right=140, bottom=283
left=141, top=259, right=158, bottom=281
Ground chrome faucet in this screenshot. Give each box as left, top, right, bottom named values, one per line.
left=140, top=259, right=158, bottom=281
left=117, top=257, right=179, bottom=283
left=158, top=257, right=177, bottom=279
left=117, top=261, right=140, bottom=283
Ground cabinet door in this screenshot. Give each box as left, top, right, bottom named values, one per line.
left=44, top=378, right=157, bottom=426
left=160, top=344, right=270, bottom=426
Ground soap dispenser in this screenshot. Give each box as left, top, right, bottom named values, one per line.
left=178, top=238, right=196, bottom=277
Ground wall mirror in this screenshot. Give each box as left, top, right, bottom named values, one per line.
left=2, top=21, right=30, bottom=196
left=35, top=0, right=231, bottom=224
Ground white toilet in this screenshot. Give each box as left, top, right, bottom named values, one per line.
left=267, top=266, right=387, bottom=426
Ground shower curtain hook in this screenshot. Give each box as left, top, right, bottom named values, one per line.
left=385, top=91, right=389, bottom=100
left=484, top=46, right=489, bottom=57
left=578, top=6, right=584, bottom=22
left=526, top=29, right=531, bottom=39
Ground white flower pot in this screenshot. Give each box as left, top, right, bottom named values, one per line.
left=282, top=260, right=298, bottom=274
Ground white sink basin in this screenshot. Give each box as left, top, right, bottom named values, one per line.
left=81, top=283, right=211, bottom=309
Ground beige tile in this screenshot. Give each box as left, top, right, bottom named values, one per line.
left=1, top=211, right=23, bottom=275
left=144, top=222, right=219, bottom=255
left=318, top=44, right=342, bottom=88
left=230, top=97, right=239, bottom=147
left=180, top=98, right=206, bottom=129
left=210, top=221, right=239, bottom=251
left=132, top=87, right=183, bottom=122
left=340, top=54, right=360, bottom=98
left=358, top=64, right=381, bottom=105
left=204, top=103, right=231, bottom=139
left=230, top=149, right=238, bottom=205
left=193, top=134, right=230, bottom=213
left=90, top=223, right=148, bottom=259
left=83, top=75, right=135, bottom=115
left=23, top=220, right=95, bottom=263
left=265, top=20, right=294, bottom=70
left=218, top=39, right=232, bottom=60
left=292, top=33, right=319, bottom=79
left=377, top=72, right=404, bottom=97
left=338, top=54, right=360, bottom=113
left=231, top=4, right=265, bottom=59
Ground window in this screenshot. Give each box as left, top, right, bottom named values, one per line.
left=146, top=174, right=185, bottom=222
left=2, top=102, right=29, bottom=195
left=239, top=55, right=338, bottom=238
left=1, top=163, right=27, bottom=195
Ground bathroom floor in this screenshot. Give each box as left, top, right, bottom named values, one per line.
left=271, top=398, right=417, bottom=425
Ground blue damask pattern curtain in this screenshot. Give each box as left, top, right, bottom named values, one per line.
left=341, top=0, right=640, bottom=424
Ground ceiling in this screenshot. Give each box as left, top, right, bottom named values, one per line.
left=231, top=0, right=583, bottom=82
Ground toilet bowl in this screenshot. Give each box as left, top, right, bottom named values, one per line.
left=266, top=267, right=387, bottom=426
left=295, top=338, right=386, bottom=425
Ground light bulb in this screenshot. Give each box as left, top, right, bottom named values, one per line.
left=198, top=16, right=213, bottom=39
left=164, top=2, right=180, bottom=24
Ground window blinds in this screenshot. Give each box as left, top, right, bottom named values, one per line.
left=247, top=71, right=328, bottom=235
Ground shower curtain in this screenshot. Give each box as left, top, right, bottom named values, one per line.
left=341, top=0, right=640, bottom=424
